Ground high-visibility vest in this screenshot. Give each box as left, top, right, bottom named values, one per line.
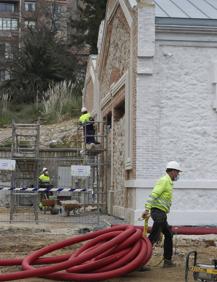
left=39, top=174, right=50, bottom=183
left=79, top=113, right=91, bottom=124
left=145, top=174, right=173, bottom=213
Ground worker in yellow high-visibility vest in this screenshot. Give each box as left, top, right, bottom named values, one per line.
left=39, top=167, right=50, bottom=187
left=142, top=161, right=182, bottom=268
left=79, top=107, right=99, bottom=145
left=38, top=168, right=53, bottom=206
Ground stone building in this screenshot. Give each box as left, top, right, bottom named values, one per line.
left=83, top=0, right=217, bottom=226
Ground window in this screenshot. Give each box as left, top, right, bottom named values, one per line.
left=114, top=102, right=125, bottom=121
left=24, top=1, right=36, bottom=12
left=0, top=43, right=13, bottom=59
left=0, top=43, right=5, bottom=57
left=0, top=3, right=15, bottom=12
left=0, top=70, right=7, bottom=81
left=11, top=19, right=17, bottom=30
left=0, top=70, right=10, bottom=81
left=0, top=18, right=18, bottom=30
left=0, top=70, right=4, bottom=81
left=24, top=20, right=36, bottom=28
left=106, top=113, right=112, bottom=130
left=5, top=43, right=13, bottom=59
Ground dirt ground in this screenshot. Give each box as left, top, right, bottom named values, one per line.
left=0, top=223, right=216, bottom=282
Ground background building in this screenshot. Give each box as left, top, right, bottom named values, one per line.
left=0, top=0, right=81, bottom=83
left=0, top=0, right=19, bottom=82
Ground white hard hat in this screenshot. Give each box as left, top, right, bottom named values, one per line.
left=81, top=107, right=87, bottom=113
left=42, top=167, right=48, bottom=173
left=166, top=161, right=182, bottom=171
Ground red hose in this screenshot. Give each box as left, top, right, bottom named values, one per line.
left=172, top=226, right=217, bottom=235
left=0, top=225, right=152, bottom=281
left=1, top=224, right=215, bottom=281
left=132, top=225, right=217, bottom=235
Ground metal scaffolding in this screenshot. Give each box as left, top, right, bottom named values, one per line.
left=0, top=120, right=109, bottom=225
left=10, top=121, right=40, bottom=222
left=75, top=120, right=108, bottom=215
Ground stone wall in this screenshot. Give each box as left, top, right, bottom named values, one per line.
left=100, top=6, right=130, bottom=99
left=112, top=115, right=125, bottom=216
left=97, top=2, right=133, bottom=218
left=130, top=7, right=138, bottom=180
left=84, top=79, right=94, bottom=113
left=156, top=44, right=217, bottom=179
left=133, top=32, right=217, bottom=225
left=107, top=0, right=117, bottom=13
left=136, top=42, right=217, bottom=178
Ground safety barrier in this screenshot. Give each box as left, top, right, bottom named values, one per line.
left=0, top=187, right=89, bottom=192
left=0, top=186, right=102, bottom=225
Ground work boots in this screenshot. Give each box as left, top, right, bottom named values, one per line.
left=163, top=259, right=176, bottom=268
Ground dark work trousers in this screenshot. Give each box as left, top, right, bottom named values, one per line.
left=148, top=208, right=173, bottom=260
left=39, top=183, right=53, bottom=199
left=83, top=123, right=96, bottom=144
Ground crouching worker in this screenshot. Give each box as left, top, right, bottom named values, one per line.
left=142, top=161, right=182, bottom=268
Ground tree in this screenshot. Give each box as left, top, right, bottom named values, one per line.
left=0, top=0, right=106, bottom=104
left=1, top=26, right=78, bottom=103
left=68, top=0, right=107, bottom=54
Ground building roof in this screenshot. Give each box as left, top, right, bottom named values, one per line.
left=155, top=0, right=217, bottom=19
left=127, top=0, right=217, bottom=27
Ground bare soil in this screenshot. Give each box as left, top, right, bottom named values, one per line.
left=0, top=223, right=216, bottom=282
left=0, top=119, right=78, bottom=148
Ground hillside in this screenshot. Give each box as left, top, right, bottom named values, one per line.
left=0, top=119, right=79, bottom=149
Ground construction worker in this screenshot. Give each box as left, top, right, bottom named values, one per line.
left=38, top=167, right=53, bottom=203
left=39, top=167, right=51, bottom=188
left=79, top=107, right=99, bottom=145
left=142, top=161, right=182, bottom=268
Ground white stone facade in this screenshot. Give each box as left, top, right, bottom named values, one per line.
left=132, top=14, right=217, bottom=225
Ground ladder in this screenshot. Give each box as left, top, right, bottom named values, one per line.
left=10, top=121, right=40, bottom=223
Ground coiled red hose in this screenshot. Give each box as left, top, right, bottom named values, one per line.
left=0, top=225, right=152, bottom=281
left=1, top=224, right=215, bottom=281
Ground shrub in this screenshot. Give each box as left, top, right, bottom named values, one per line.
left=0, top=101, right=42, bottom=127
left=41, top=81, right=82, bottom=123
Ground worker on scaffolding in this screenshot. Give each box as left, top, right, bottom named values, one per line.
left=79, top=107, right=100, bottom=146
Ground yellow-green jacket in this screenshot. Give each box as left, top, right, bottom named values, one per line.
left=79, top=113, right=91, bottom=124
left=145, top=173, right=173, bottom=213
left=39, top=174, right=50, bottom=183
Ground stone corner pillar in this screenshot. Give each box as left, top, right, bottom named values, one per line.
left=136, top=0, right=155, bottom=8
left=137, top=0, right=155, bottom=61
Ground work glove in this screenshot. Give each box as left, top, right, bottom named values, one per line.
left=141, top=210, right=150, bottom=219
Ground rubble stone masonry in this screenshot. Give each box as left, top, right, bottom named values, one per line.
left=100, top=7, right=130, bottom=99
left=113, top=115, right=125, bottom=213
